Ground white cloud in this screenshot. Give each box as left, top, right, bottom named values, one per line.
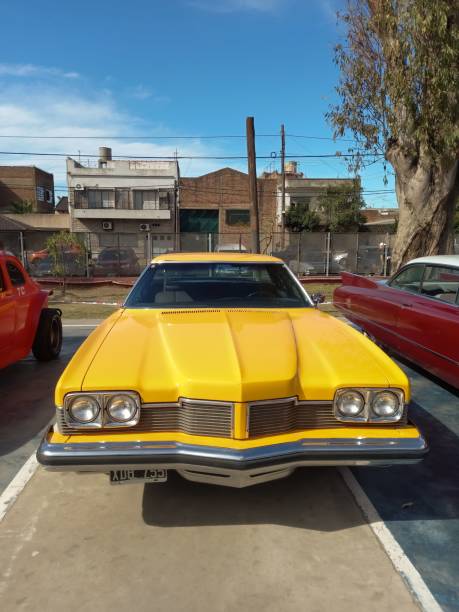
left=127, top=85, right=170, bottom=103
left=189, top=0, right=285, bottom=13
left=0, top=63, right=79, bottom=79
left=129, top=85, right=153, bottom=100
left=0, top=76, right=226, bottom=190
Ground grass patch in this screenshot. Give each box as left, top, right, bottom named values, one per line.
left=51, top=302, right=120, bottom=319
left=49, top=285, right=130, bottom=303
left=302, top=283, right=340, bottom=302
left=49, top=282, right=342, bottom=319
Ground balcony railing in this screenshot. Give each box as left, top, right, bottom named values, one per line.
left=73, top=189, right=173, bottom=211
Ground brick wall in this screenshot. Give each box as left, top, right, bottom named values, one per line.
left=179, top=168, right=277, bottom=237
left=0, top=166, right=54, bottom=213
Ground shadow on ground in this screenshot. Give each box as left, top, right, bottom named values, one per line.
left=143, top=467, right=372, bottom=531
left=0, top=335, right=85, bottom=457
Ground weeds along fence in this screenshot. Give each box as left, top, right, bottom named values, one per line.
left=1, top=229, right=458, bottom=279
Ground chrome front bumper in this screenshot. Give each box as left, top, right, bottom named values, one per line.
left=37, top=431, right=428, bottom=487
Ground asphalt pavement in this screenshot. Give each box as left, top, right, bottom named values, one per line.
left=0, top=323, right=457, bottom=610
left=354, top=362, right=459, bottom=612
left=0, top=321, right=100, bottom=492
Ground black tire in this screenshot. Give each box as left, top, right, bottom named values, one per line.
left=32, top=308, right=63, bottom=361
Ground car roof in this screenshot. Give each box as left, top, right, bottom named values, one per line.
left=408, top=255, right=459, bottom=267
left=151, top=252, right=283, bottom=264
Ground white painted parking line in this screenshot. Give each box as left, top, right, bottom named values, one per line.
left=0, top=453, right=38, bottom=524
left=340, top=467, right=441, bottom=612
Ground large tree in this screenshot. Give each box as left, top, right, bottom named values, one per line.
left=328, top=0, right=459, bottom=270
left=317, top=182, right=366, bottom=231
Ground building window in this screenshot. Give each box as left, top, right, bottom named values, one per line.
left=158, top=191, right=170, bottom=209
left=134, top=191, right=158, bottom=210
left=36, top=186, right=45, bottom=201
left=45, top=189, right=53, bottom=204
left=88, top=190, right=115, bottom=209
left=115, top=189, right=130, bottom=210
left=226, top=209, right=250, bottom=226
left=290, top=196, right=311, bottom=209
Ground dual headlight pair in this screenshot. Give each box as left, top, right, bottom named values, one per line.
left=334, top=388, right=404, bottom=423
left=63, top=392, right=140, bottom=429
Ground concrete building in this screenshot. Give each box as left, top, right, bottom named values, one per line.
left=0, top=166, right=55, bottom=213
left=179, top=168, right=277, bottom=251
left=67, top=147, right=179, bottom=255
left=363, top=207, right=399, bottom=231
left=262, top=162, right=358, bottom=229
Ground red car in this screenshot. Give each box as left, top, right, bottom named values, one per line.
left=0, top=251, right=62, bottom=370
left=334, top=255, right=459, bottom=389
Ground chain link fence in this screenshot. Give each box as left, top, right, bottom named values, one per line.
left=1, top=229, right=458, bottom=279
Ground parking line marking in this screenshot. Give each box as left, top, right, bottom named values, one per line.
left=340, top=467, right=441, bottom=612
left=0, top=453, right=39, bottom=524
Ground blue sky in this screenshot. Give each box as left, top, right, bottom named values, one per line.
left=0, top=0, right=395, bottom=207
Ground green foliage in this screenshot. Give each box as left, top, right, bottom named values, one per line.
left=317, top=182, right=366, bottom=232
left=327, top=0, right=459, bottom=169
left=285, top=204, right=321, bottom=232
left=44, top=232, right=86, bottom=277
left=11, top=200, right=33, bottom=214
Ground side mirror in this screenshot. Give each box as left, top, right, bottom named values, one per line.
left=311, top=292, right=325, bottom=307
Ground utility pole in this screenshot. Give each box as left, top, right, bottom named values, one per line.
left=280, top=123, right=286, bottom=245
left=246, top=116, right=260, bottom=253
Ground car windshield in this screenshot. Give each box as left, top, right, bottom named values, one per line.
left=125, top=262, right=310, bottom=309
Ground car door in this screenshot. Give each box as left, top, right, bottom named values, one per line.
left=355, top=264, right=425, bottom=349
left=396, top=264, right=459, bottom=386
left=0, top=259, right=16, bottom=366
left=5, top=259, right=31, bottom=353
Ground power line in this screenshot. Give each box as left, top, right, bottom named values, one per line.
left=0, top=182, right=395, bottom=197
left=0, top=150, right=382, bottom=160
left=0, top=133, right=356, bottom=142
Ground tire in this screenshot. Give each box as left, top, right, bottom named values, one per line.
left=32, top=308, right=63, bottom=361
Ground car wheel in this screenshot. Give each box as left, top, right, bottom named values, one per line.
left=32, top=308, right=63, bottom=361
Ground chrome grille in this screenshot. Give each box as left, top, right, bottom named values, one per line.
left=57, top=398, right=233, bottom=438
left=247, top=397, right=408, bottom=438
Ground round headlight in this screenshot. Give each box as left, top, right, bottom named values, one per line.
left=372, top=391, right=399, bottom=417
left=337, top=390, right=365, bottom=417
left=106, top=394, right=138, bottom=423
left=69, top=396, right=100, bottom=423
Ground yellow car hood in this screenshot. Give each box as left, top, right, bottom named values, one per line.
left=57, top=308, right=409, bottom=404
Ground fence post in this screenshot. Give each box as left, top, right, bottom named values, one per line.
left=19, top=231, right=25, bottom=267
left=85, top=233, right=91, bottom=278
left=355, top=233, right=359, bottom=274
left=325, top=232, right=331, bottom=277
left=383, top=232, right=389, bottom=276
left=296, top=234, right=301, bottom=278
left=117, top=233, right=121, bottom=276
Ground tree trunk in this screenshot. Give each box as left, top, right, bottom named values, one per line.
left=389, top=151, right=458, bottom=272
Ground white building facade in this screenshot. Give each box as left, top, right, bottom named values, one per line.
left=67, top=147, right=179, bottom=255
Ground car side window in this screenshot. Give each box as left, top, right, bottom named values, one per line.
left=389, top=264, right=424, bottom=293
left=0, top=268, right=4, bottom=292
left=6, top=261, right=25, bottom=287
left=421, top=266, right=459, bottom=305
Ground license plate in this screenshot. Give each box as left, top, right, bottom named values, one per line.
left=109, top=469, right=168, bottom=485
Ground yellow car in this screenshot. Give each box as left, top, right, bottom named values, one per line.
left=38, top=253, right=427, bottom=487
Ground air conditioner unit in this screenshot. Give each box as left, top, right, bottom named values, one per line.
left=102, top=221, right=113, bottom=231
left=139, top=223, right=150, bottom=231
left=74, top=184, right=84, bottom=191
